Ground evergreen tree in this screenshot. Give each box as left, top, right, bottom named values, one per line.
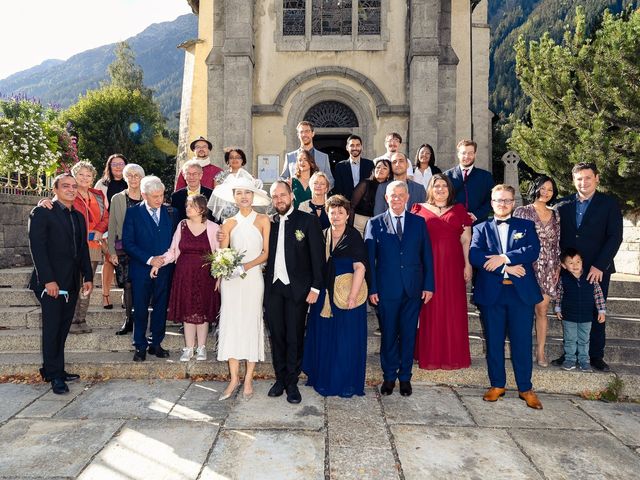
left=509, top=7, right=640, bottom=213
left=107, top=41, right=152, bottom=98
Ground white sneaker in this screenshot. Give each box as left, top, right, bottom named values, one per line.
left=196, top=345, right=207, bottom=361
left=180, top=347, right=194, bottom=362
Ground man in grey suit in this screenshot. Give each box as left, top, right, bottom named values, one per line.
left=280, top=121, right=335, bottom=188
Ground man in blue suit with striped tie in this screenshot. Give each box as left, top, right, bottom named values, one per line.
left=366, top=181, right=434, bottom=397
left=445, top=139, right=494, bottom=224
left=123, top=176, right=175, bottom=362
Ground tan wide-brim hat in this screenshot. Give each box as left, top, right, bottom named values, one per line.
left=212, top=169, right=271, bottom=206
left=190, top=136, right=213, bottom=151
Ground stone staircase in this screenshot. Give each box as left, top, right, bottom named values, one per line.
left=1, top=266, right=639, bottom=398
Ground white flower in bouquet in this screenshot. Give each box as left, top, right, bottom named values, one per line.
left=207, top=248, right=246, bottom=280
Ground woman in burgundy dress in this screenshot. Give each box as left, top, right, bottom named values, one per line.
left=153, top=195, right=220, bottom=361
left=411, top=174, right=473, bottom=370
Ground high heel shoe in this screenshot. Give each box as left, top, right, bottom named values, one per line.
left=102, top=294, right=113, bottom=310
left=218, top=382, right=240, bottom=401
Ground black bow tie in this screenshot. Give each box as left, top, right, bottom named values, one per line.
left=496, top=218, right=511, bottom=225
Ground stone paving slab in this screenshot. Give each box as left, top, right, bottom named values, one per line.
left=509, top=429, right=640, bottom=479
left=382, top=385, right=475, bottom=426
left=392, top=425, right=542, bottom=479
left=0, top=383, right=48, bottom=422
left=0, top=418, right=123, bottom=478
left=77, top=419, right=218, bottom=480
left=168, top=381, right=232, bottom=423
left=327, top=389, right=399, bottom=479
left=202, top=429, right=325, bottom=480
left=56, top=379, right=190, bottom=420
left=463, top=394, right=604, bottom=430
left=575, top=399, right=640, bottom=446
left=16, top=382, right=89, bottom=418
left=224, top=382, right=324, bottom=430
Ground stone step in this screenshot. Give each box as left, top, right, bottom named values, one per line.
left=1, top=351, right=638, bottom=399
left=0, top=288, right=124, bottom=308
left=0, top=268, right=107, bottom=289
left=1, top=324, right=639, bottom=366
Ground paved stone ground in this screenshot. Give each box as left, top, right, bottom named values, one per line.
left=1, top=380, right=639, bottom=479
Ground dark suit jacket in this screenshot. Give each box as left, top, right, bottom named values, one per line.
left=28, top=202, right=93, bottom=293
left=556, top=192, right=623, bottom=274
left=365, top=211, right=435, bottom=300
left=444, top=165, right=494, bottom=223
left=373, top=179, right=426, bottom=216
left=122, top=203, right=175, bottom=282
left=170, top=186, right=213, bottom=222
left=470, top=217, right=542, bottom=306
left=264, top=209, right=325, bottom=303
left=333, top=158, right=374, bottom=200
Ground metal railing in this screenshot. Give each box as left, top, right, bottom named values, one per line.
left=0, top=170, right=54, bottom=196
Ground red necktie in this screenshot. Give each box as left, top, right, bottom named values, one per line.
left=463, top=169, right=469, bottom=209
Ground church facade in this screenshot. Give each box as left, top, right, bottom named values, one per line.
left=178, top=0, right=490, bottom=178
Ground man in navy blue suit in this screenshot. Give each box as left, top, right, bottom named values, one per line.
left=551, top=162, right=623, bottom=372
left=365, top=181, right=434, bottom=397
left=123, top=176, right=175, bottom=362
left=332, top=134, right=374, bottom=200
left=470, top=184, right=543, bottom=409
left=445, top=139, right=494, bottom=224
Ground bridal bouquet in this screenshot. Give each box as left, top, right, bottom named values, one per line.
left=207, top=248, right=246, bottom=280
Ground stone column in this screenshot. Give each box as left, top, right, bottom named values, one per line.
left=176, top=41, right=199, bottom=177
left=408, top=0, right=441, bottom=162
left=437, top=0, right=459, bottom=170
left=206, top=0, right=226, bottom=167
left=221, top=0, right=254, bottom=165
left=472, top=1, right=491, bottom=171
left=501, top=151, right=522, bottom=206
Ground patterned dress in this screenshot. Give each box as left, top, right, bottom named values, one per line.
left=513, top=203, right=561, bottom=297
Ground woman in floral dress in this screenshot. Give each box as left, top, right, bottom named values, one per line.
left=514, top=175, right=561, bottom=367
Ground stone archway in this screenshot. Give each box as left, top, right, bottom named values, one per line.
left=285, top=79, right=376, bottom=159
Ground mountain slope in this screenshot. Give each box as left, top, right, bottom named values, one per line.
left=0, top=14, right=197, bottom=128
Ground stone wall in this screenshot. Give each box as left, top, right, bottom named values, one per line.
left=0, top=193, right=48, bottom=269
left=615, top=217, right=640, bottom=275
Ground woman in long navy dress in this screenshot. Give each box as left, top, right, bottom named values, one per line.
left=303, top=195, right=368, bottom=397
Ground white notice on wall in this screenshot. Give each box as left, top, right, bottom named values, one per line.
left=257, top=154, right=279, bottom=184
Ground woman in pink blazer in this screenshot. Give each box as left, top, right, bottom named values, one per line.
left=152, top=195, right=220, bottom=361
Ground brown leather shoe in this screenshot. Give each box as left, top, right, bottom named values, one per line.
left=519, top=390, right=543, bottom=410
left=482, top=387, right=506, bottom=402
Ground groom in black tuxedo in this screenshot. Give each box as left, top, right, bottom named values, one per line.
left=264, top=180, right=324, bottom=403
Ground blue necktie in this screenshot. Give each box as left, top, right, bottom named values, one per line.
left=151, top=208, right=159, bottom=226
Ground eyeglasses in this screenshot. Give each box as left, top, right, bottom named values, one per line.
left=492, top=199, right=515, bottom=205
left=111, top=162, right=126, bottom=167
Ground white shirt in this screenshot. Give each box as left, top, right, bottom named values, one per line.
left=413, top=166, right=433, bottom=189
left=495, top=216, right=512, bottom=277
left=389, top=210, right=406, bottom=235
left=461, top=165, right=475, bottom=178
left=273, top=206, right=294, bottom=285
left=349, top=157, right=360, bottom=187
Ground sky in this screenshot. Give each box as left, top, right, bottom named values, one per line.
left=0, top=0, right=193, bottom=80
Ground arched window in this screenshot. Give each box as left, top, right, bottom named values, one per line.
left=304, top=101, right=359, bottom=128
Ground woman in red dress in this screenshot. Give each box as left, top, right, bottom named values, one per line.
left=411, top=174, right=473, bottom=369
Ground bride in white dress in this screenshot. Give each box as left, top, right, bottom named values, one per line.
left=213, top=171, right=271, bottom=401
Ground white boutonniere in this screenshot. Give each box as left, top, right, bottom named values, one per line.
left=513, top=232, right=525, bottom=240
left=295, top=229, right=305, bottom=241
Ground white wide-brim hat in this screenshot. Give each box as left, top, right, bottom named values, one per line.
left=212, top=168, right=271, bottom=206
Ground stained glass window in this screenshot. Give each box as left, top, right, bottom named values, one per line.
left=358, top=0, right=381, bottom=35
left=312, top=0, right=352, bottom=36
left=283, top=0, right=306, bottom=36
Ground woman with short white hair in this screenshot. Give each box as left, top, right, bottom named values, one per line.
left=298, top=171, right=331, bottom=229
left=107, top=163, right=145, bottom=335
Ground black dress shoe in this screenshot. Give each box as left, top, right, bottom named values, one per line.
left=286, top=385, right=302, bottom=404
left=399, top=381, right=413, bottom=397
left=380, top=380, right=395, bottom=396
left=148, top=345, right=170, bottom=358
left=40, top=368, right=80, bottom=382
left=591, top=358, right=611, bottom=372
left=551, top=354, right=565, bottom=367
left=133, top=349, right=147, bottom=362
left=51, top=378, right=69, bottom=395
left=115, top=318, right=133, bottom=335
left=268, top=381, right=285, bottom=397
